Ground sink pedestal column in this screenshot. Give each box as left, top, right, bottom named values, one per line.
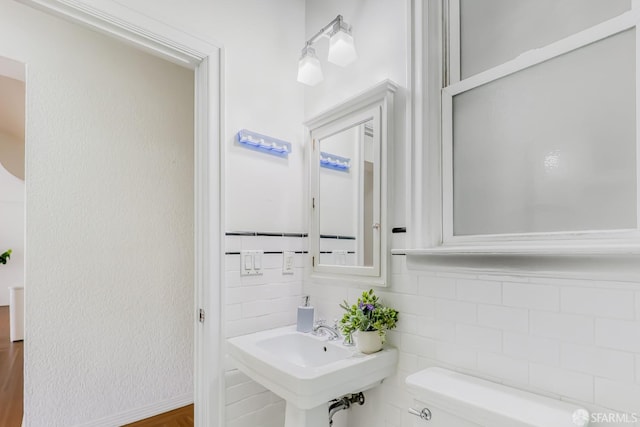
left=285, top=403, right=328, bottom=427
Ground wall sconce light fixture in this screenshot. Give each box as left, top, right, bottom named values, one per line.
left=297, top=15, right=357, bottom=86
left=320, top=151, right=351, bottom=172
left=237, top=129, right=292, bottom=158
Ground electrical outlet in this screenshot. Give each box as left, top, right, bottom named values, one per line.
left=240, top=250, right=264, bottom=276
left=282, top=251, right=295, bottom=274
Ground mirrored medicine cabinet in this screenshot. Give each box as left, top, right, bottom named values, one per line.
left=305, top=80, right=397, bottom=286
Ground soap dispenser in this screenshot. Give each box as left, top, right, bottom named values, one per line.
left=296, top=295, right=314, bottom=332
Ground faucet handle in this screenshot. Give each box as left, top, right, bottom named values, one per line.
left=311, top=319, right=324, bottom=336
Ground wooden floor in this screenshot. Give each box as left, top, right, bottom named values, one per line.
left=0, top=305, right=23, bottom=427
left=124, top=405, right=194, bottom=427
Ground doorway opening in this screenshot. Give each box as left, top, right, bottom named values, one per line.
left=3, top=1, right=223, bottom=423
left=0, top=54, right=25, bottom=427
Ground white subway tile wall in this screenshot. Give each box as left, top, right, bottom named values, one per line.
left=594, top=378, right=640, bottom=414
left=477, top=351, right=529, bottom=385
left=503, top=332, right=560, bottom=365
left=224, top=236, right=640, bottom=427
left=529, top=362, right=594, bottom=402
left=478, top=304, right=528, bottom=333
left=596, top=318, right=640, bottom=353
left=224, top=234, right=305, bottom=426
left=530, top=310, right=595, bottom=345
left=456, top=279, right=502, bottom=304
left=417, top=275, right=456, bottom=298
left=561, top=287, right=636, bottom=320
left=560, top=343, right=634, bottom=382
left=503, top=281, right=560, bottom=311
left=304, top=254, right=640, bottom=427
left=225, top=370, right=286, bottom=427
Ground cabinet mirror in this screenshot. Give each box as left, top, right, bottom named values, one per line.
left=305, top=80, right=397, bottom=285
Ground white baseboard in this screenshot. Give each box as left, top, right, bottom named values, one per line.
left=76, top=393, right=193, bottom=427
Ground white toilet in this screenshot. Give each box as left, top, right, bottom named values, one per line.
left=406, top=367, right=589, bottom=427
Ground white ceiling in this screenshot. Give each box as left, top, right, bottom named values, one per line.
left=0, top=75, right=25, bottom=141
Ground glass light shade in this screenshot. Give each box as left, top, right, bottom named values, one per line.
left=328, top=30, right=357, bottom=67
left=297, top=50, right=324, bottom=86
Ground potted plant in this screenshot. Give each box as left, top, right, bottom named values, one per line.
left=339, top=289, right=399, bottom=354
left=0, top=249, right=11, bottom=265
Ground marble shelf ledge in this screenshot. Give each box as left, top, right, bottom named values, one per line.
left=392, top=243, right=640, bottom=257
left=390, top=244, right=640, bottom=281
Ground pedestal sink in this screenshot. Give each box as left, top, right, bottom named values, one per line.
left=227, top=326, right=398, bottom=427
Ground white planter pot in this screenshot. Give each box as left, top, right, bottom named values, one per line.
left=356, top=330, right=383, bottom=354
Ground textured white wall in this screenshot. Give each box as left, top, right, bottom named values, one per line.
left=0, top=1, right=194, bottom=425
left=218, top=0, right=306, bottom=233
left=0, top=158, right=24, bottom=306
left=304, top=0, right=407, bottom=117
left=111, top=0, right=307, bottom=233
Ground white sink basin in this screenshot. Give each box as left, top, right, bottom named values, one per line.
left=227, top=326, right=398, bottom=413
left=255, top=332, right=353, bottom=368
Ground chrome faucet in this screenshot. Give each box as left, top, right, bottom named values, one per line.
left=313, top=322, right=340, bottom=341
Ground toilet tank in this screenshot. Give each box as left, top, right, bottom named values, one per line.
left=406, top=367, right=589, bottom=427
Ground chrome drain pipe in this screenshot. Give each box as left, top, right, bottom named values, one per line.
left=328, top=392, right=365, bottom=426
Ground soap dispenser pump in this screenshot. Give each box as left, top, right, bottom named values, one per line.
left=296, top=295, right=314, bottom=332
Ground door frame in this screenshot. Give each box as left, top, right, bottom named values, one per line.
left=14, top=0, right=224, bottom=425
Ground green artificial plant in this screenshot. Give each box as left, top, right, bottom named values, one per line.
left=339, top=289, right=399, bottom=343
left=0, top=249, right=12, bottom=265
